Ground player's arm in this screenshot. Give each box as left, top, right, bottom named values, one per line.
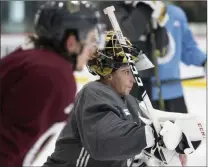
left=180, top=7, right=206, bottom=66
left=77, top=91, right=155, bottom=161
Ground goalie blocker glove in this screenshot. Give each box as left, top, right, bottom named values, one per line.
left=144, top=120, right=202, bottom=163
left=175, top=132, right=202, bottom=155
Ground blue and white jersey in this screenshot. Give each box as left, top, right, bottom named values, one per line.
left=151, top=4, right=206, bottom=100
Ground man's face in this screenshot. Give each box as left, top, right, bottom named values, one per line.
left=110, top=66, right=135, bottom=95
left=76, top=28, right=98, bottom=71
left=66, top=28, right=99, bottom=71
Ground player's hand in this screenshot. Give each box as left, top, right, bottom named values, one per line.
left=143, top=120, right=183, bottom=150
left=179, top=154, right=187, bottom=166
left=160, top=121, right=183, bottom=150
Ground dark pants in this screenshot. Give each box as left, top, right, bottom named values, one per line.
left=130, top=81, right=188, bottom=114
left=152, top=96, right=188, bottom=114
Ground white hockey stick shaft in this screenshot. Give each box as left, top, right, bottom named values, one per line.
left=103, top=6, right=161, bottom=134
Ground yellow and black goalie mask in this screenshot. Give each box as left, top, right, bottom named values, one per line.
left=87, top=31, right=154, bottom=77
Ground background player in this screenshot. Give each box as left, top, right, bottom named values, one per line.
left=0, top=1, right=105, bottom=166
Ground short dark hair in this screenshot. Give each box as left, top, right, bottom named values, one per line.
left=29, top=28, right=78, bottom=54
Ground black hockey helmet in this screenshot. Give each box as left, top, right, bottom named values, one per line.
left=34, top=1, right=106, bottom=51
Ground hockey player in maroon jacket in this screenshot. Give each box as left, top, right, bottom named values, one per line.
left=0, top=1, right=105, bottom=166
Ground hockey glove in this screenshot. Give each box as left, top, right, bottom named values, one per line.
left=160, top=121, right=202, bottom=155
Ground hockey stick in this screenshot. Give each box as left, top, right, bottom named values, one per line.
left=152, top=75, right=205, bottom=86
left=150, top=31, right=165, bottom=110
left=103, top=6, right=181, bottom=166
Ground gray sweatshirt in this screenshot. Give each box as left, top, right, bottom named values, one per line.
left=43, top=81, right=149, bottom=167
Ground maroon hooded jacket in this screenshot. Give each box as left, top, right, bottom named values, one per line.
left=0, top=46, right=76, bottom=166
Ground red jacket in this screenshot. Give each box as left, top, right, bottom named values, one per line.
left=0, top=47, right=76, bottom=166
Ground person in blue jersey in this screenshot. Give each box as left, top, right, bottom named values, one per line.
left=96, top=1, right=206, bottom=113
left=130, top=1, right=207, bottom=113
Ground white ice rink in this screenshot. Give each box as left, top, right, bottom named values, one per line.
left=183, top=86, right=206, bottom=166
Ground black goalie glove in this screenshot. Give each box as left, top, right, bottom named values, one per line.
left=175, top=132, right=202, bottom=155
